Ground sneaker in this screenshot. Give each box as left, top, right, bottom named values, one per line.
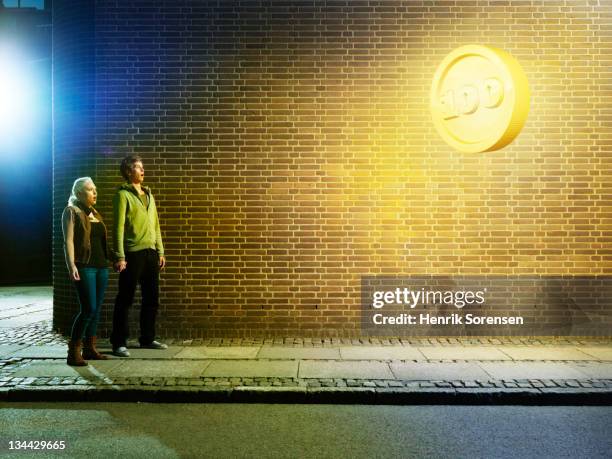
left=112, top=346, right=130, bottom=357
left=140, top=340, right=168, bottom=350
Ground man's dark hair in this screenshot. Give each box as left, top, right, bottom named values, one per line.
left=120, top=154, right=142, bottom=180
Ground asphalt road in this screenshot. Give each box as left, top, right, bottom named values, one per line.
left=1, top=403, right=611, bottom=458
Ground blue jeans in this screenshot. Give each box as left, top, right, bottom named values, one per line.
left=71, top=266, right=109, bottom=341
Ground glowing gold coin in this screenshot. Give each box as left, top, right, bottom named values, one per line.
left=430, top=45, right=530, bottom=153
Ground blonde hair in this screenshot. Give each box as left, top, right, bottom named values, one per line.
left=68, top=177, right=94, bottom=206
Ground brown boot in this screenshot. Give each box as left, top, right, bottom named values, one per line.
left=67, top=340, right=87, bottom=366
left=82, top=336, right=108, bottom=360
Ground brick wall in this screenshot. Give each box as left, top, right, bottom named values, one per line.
left=53, top=0, right=612, bottom=338
left=52, top=0, right=96, bottom=333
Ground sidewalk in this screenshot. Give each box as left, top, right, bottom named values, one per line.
left=2, top=334, right=612, bottom=404
left=1, top=286, right=611, bottom=404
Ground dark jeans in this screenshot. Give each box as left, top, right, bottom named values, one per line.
left=71, top=267, right=109, bottom=341
left=110, top=249, right=160, bottom=348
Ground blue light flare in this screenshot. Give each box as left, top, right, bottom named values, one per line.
left=0, top=44, right=47, bottom=157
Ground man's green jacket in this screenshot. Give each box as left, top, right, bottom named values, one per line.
left=112, top=183, right=164, bottom=261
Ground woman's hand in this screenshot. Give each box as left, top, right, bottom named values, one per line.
left=114, top=260, right=127, bottom=273
left=69, top=265, right=80, bottom=281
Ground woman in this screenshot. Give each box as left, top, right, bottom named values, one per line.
left=62, top=177, right=111, bottom=366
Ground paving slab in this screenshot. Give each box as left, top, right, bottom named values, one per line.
left=79, top=360, right=126, bottom=374
left=339, top=346, right=424, bottom=361
left=390, top=362, right=490, bottom=381
left=570, top=363, right=612, bottom=379
left=498, top=346, right=595, bottom=361
left=0, top=303, right=52, bottom=320
left=417, top=346, right=511, bottom=361
left=8, top=345, right=66, bottom=359
left=299, top=360, right=394, bottom=379
left=175, top=346, right=260, bottom=359
left=478, top=362, right=589, bottom=380
left=99, top=346, right=184, bottom=360
left=257, top=346, right=340, bottom=360
left=11, top=360, right=124, bottom=378
left=0, top=298, right=51, bottom=308
left=203, top=360, right=298, bottom=378
left=107, top=360, right=211, bottom=378
left=0, top=287, right=52, bottom=308
left=0, top=344, right=27, bottom=358
left=11, top=362, right=81, bottom=378
left=0, top=310, right=53, bottom=328
left=576, top=346, right=612, bottom=361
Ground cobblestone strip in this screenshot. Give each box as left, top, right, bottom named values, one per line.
left=1, top=321, right=610, bottom=347
left=1, top=375, right=611, bottom=391
left=0, top=320, right=66, bottom=346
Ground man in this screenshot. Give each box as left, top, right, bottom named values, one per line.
left=110, top=155, right=167, bottom=357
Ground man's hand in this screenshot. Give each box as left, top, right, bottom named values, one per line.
left=159, top=256, right=166, bottom=270
left=68, top=265, right=80, bottom=281
left=114, top=260, right=127, bottom=273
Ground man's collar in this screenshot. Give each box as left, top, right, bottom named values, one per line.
left=126, top=183, right=150, bottom=194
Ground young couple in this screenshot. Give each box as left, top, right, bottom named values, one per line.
left=61, top=155, right=167, bottom=366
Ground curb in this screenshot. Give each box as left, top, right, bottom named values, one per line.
left=1, top=385, right=611, bottom=405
